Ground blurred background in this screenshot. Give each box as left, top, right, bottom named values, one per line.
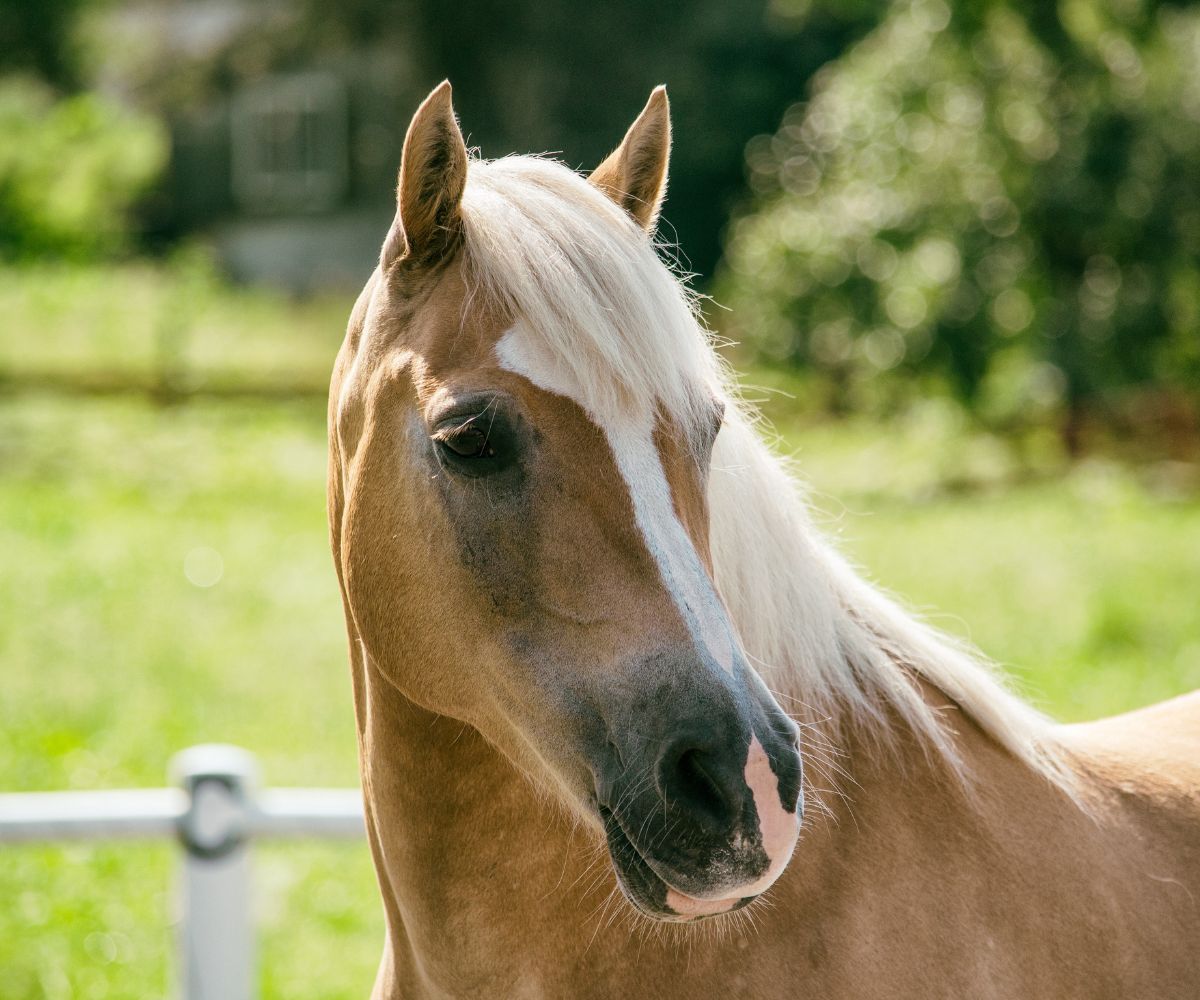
left=1, top=0, right=1197, bottom=995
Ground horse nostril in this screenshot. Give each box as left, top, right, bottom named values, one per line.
left=658, top=741, right=740, bottom=833
left=679, top=749, right=724, bottom=812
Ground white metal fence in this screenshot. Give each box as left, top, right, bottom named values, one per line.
left=0, top=744, right=365, bottom=1000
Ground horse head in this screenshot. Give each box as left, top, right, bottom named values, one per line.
left=330, top=82, right=802, bottom=922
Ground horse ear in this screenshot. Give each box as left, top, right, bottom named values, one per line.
left=589, top=86, right=671, bottom=232
left=381, top=81, right=468, bottom=270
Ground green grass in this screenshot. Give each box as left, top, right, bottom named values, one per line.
left=1, top=263, right=1197, bottom=998
left=0, top=395, right=379, bottom=999
left=0, top=258, right=346, bottom=390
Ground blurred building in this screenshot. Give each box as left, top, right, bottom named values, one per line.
left=101, top=0, right=421, bottom=291
left=95, top=0, right=865, bottom=293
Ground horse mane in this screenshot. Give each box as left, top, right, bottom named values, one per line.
left=458, top=154, right=1073, bottom=793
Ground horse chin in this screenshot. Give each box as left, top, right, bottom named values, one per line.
left=599, top=806, right=754, bottom=923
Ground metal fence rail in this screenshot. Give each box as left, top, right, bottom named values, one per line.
left=0, top=744, right=365, bottom=1000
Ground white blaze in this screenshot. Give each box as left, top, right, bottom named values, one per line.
left=495, top=322, right=736, bottom=672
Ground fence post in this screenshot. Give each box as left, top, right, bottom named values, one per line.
left=171, top=745, right=258, bottom=1000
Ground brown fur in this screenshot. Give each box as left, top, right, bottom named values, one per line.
left=589, top=86, right=671, bottom=232
left=328, top=87, right=1200, bottom=998
left=382, top=81, right=469, bottom=269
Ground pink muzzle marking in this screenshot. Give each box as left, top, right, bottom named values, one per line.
left=739, top=733, right=800, bottom=894
left=664, top=734, right=800, bottom=919
left=664, top=887, right=739, bottom=919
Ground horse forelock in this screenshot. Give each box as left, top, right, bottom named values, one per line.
left=459, top=155, right=722, bottom=434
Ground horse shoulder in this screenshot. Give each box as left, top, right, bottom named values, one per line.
left=1059, top=690, right=1200, bottom=892
left=1063, top=688, right=1200, bottom=796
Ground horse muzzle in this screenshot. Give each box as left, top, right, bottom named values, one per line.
left=597, top=726, right=803, bottom=922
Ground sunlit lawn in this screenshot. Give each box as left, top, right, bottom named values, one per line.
left=0, top=395, right=378, bottom=1000
left=1, top=265, right=1197, bottom=998
left=0, top=259, right=346, bottom=390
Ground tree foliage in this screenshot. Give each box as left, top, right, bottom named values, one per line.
left=720, top=0, right=1200, bottom=439
left=0, top=0, right=91, bottom=90
left=0, top=78, right=167, bottom=260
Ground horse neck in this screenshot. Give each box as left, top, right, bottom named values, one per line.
left=786, top=702, right=1118, bottom=997
left=812, top=682, right=1112, bottom=928
left=350, top=639, right=603, bottom=993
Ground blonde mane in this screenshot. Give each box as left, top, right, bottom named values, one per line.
left=458, top=154, right=1070, bottom=791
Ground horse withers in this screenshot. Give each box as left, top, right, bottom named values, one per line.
left=327, top=82, right=1200, bottom=998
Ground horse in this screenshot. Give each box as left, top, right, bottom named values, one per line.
left=327, top=81, right=1200, bottom=998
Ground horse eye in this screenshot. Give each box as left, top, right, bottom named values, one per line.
left=436, top=423, right=495, bottom=459
left=428, top=401, right=521, bottom=478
